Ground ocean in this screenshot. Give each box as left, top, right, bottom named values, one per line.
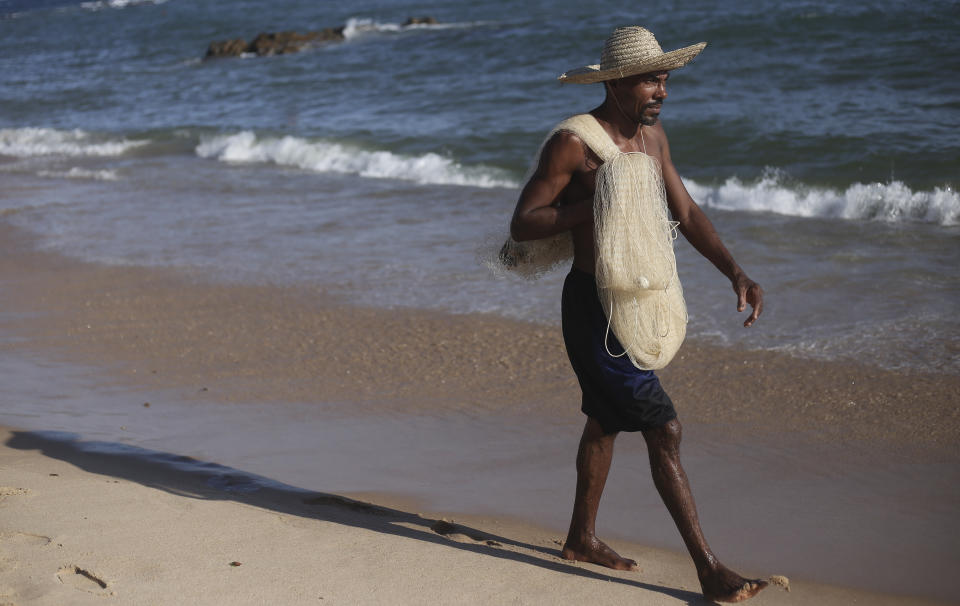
left=1, top=0, right=958, bottom=373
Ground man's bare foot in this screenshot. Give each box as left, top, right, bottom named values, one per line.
left=699, top=564, right=768, bottom=603
left=561, top=535, right=638, bottom=571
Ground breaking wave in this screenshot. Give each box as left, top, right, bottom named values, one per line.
left=685, top=169, right=959, bottom=226
left=0, top=127, right=146, bottom=157
left=195, top=131, right=517, bottom=188
left=80, top=0, right=167, bottom=10
left=36, top=167, right=119, bottom=181
left=341, top=17, right=487, bottom=39
left=4, top=128, right=954, bottom=225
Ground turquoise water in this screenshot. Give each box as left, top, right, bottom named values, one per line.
left=1, top=0, right=958, bottom=371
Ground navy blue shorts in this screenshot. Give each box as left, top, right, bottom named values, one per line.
left=561, top=267, right=677, bottom=434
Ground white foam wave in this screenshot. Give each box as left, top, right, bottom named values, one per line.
left=341, top=17, right=482, bottom=39
left=80, top=0, right=166, bottom=10
left=36, top=167, right=119, bottom=181
left=195, top=131, right=517, bottom=189
left=0, top=127, right=146, bottom=158
left=684, top=169, right=959, bottom=226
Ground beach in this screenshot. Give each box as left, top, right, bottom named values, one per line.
left=2, top=224, right=959, bottom=604
left=5, top=425, right=946, bottom=606
left=2, top=223, right=958, bottom=451
left=2, top=424, right=950, bottom=606
left=2, top=0, right=959, bottom=603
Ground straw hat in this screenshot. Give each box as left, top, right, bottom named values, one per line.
left=558, top=26, right=706, bottom=84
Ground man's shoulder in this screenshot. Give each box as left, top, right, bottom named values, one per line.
left=644, top=121, right=670, bottom=151
left=541, top=128, right=589, bottom=163
left=550, top=113, right=600, bottom=139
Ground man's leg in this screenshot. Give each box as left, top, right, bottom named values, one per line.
left=561, top=417, right=638, bottom=571
left=643, top=418, right=767, bottom=602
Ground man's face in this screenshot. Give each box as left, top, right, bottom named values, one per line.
left=610, top=71, right=669, bottom=126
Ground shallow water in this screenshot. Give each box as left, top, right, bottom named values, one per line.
left=1, top=0, right=959, bottom=373
left=1, top=2, right=958, bottom=601
left=2, top=161, right=958, bottom=374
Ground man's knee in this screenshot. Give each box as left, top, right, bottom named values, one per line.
left=662, top=418, right=682, bottom=443
left=576, top=417, right=616, bottom=464
left=644, top=418, right=682, bottom=457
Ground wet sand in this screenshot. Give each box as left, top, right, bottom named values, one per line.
left=6, top=424, right=951, bottom=606
left=2, top=221, right=959, bottom=604
left=2, top=223, right=957, bottom=452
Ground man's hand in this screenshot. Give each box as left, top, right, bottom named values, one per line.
left=733, top=274, right=763, bottom=327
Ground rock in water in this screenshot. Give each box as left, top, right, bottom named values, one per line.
left=205, top=38, right=247, bottom=58
left=204, top=28, right=345, bottom=59
left=403, top=16, right=438, bottom=25
left=248, top=29, right=342, bottom=56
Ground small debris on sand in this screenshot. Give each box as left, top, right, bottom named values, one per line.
left=768, top=575, right=790, bottom=592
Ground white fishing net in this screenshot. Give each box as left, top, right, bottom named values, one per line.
left=490, top=230, right=573, bottom=280
left=482, top=124, right=575, bottom=280
left=491, top=114, right=687, bottom=368
left=593, top=149, right=687, bottom=369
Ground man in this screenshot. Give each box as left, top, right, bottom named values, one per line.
left=508, top=26, right=767, bottom=603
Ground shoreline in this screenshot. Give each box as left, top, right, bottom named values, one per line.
left=2, top=220, right=959, bottom=603
left=2, top=222, right=957, bottom=454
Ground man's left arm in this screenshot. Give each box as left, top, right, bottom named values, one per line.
left=653, top=124, right=764, bottom=327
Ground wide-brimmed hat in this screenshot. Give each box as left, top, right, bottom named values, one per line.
left=558, top=26, right=706, bottom=84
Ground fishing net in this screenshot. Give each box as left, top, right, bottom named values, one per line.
left=593, top=146, right=687, bottom=369
left=492, top=114, right=687, bottom=369
left=484, top=124, right=575, bottom=280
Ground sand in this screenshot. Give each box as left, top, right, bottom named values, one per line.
left=1, top=224, right=957, bottom=453
left=2, top=425, right=950, bottom=606
left=1, top=222, right=958, bottom=604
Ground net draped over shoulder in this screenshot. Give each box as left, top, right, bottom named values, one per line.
left=498, top=114, right=687, bottom=370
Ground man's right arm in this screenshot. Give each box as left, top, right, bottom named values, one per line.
left=510, top=132, right=591, bottom=242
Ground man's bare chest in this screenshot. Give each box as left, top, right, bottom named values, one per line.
left=563, top=144, right=662, bottom=205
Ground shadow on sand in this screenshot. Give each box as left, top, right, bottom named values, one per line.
left=6, top=429, right=712, bottom=605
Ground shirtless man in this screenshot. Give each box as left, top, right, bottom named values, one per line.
left=508, top=27, right=767, bottom=602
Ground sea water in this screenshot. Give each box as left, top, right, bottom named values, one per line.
left=1, top=0, right=958, bottom=373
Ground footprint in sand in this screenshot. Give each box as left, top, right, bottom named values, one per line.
left=430, top=519, right=502, bottom=547
left=0, top=531, right=51, bottom=547
left=56, top=566, right=114, bottom=597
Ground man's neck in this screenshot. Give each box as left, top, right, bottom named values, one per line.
left=591, top=102, right=643, bottom=151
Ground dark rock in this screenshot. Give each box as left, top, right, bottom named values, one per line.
left=249, top=29, right=341, bottom=56
left=204, top=28, right=345, bottom=60
left=318, top=27, right=346, bottom=41
left=403, top=16, right=438, bottom=26
left=205, top=38, right=248, bottom=58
